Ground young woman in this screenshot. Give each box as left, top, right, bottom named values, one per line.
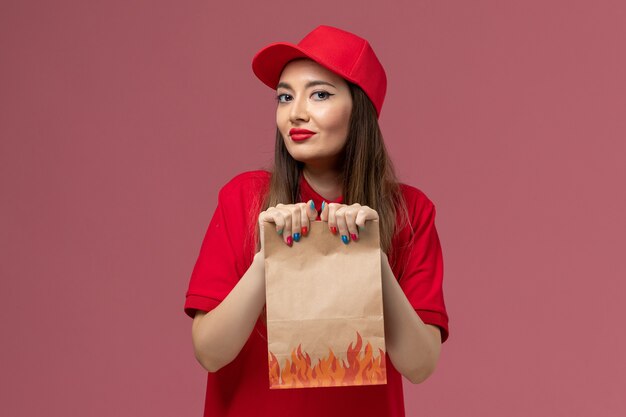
left=185, top=25, right=449, bottom=417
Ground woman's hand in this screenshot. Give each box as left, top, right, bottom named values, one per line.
left=320, top=202, right=379, bottom=244
left=258, top=200, right=318, bottom=249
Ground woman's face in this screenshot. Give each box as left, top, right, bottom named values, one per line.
left=276, top=59, right=353, bottom=169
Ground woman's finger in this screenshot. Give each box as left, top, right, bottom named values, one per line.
left=261, top=207, right=286, bottom=236
left=304, top=199, right=317, bottom=236
left=307, top=200, right=318, bottom=221
left=345, top=204, right=360, bottom=242
left=280, top=208, right=293, bottom=246
left=334, top=206, right=350, bottom=244
left=272, top=205, right=293, bottom=246
left=258, top=208, right=286, bottom=252
left=354, top=205, right=379, bottom=230
left=298, top=201, right=316, bottom=237
left=327, top=203, right=339, bottom=236
left=291, top=205, right=303, bottom=242
left=320, top=200, right=329, bottom=222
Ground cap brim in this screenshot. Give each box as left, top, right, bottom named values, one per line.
left=252, top=43, right=315, bottom=89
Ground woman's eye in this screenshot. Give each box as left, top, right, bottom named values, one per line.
left=312, top=91, right=333, bottom=101
left=276, top=93, right=292, bottom=103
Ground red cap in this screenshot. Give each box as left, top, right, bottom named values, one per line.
left=252, top=25, right=387, bottom=117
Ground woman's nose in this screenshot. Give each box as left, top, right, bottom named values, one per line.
left=289, top=96, right=309, bottom=123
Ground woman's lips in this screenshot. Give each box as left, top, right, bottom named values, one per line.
left=289, top=128, right=315, bottom=142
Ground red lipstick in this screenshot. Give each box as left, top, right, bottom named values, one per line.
left=289, top=128, right=316, bottom=142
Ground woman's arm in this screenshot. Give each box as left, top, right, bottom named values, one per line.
left=380, top=250, right=442, bottom=383
left=191, top=251, right=266, bottom=372
left=192, top=200, right=317, bottom=372
left=321, top=202, right=442, bottom=382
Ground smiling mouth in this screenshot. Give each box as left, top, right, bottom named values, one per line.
left=290, top=132, right=315, bottom=142
left=289, top=128, right=316, bottom=142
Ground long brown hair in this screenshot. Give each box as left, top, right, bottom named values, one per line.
left=251, top=82, right=409, bottom=256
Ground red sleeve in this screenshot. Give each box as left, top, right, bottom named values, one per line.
left=394, top=187, right=450, bottom=343
left=184, top=172, right=267, bottom=318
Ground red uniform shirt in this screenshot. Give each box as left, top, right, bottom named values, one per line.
left=185, top=170, right=449, bottom=417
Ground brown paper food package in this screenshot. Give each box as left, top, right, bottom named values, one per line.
left=263, top=220, right=387, bottom=389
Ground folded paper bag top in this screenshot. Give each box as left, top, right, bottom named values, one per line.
left=263, top=220, right=386, bottom=389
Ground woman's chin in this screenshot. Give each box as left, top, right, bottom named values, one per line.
left=288, top=151, right=313, bottom=163
left=289, top=154, right=342, bottom=170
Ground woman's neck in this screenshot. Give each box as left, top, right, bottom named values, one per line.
left=302, top=165, right=343, bottom=202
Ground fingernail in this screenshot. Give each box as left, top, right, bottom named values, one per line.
left=351, top=233, right=358, bottom=241
left=277, top=229, right=283, bottom=235
left=286, top=236, right=293, bottom=246
left=321, top=201, right=326, bottom=211
left=301, top=226, right=308, bottom=236
left=358, top=225, right=365, bottom=231
left=309, top=200, right=316, bottom=211
left=330, top=226, right=338, bottom=235
left=341, top=235, right=349, bottom=244
left=293, top=232, right=301, bottom=242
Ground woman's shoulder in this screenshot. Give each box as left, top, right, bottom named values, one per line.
left=218, top=170, right=271, bottom=196
left=397, top=182, right=435, bottom=209
left=392, top=183, right=439, bottom=243
left=394, top=182, right=439, bottom=231
left=219, top=170, right=271, bottom=202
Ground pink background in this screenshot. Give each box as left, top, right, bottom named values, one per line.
left=1, top=1, right=625, bottom=416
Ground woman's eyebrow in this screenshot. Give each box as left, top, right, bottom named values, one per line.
left=276, top=80, right=337, bottom=90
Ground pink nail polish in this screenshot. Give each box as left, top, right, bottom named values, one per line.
left=351, top=233, right=358, bottom=241
left=286, top=236, right=293, bottom=246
